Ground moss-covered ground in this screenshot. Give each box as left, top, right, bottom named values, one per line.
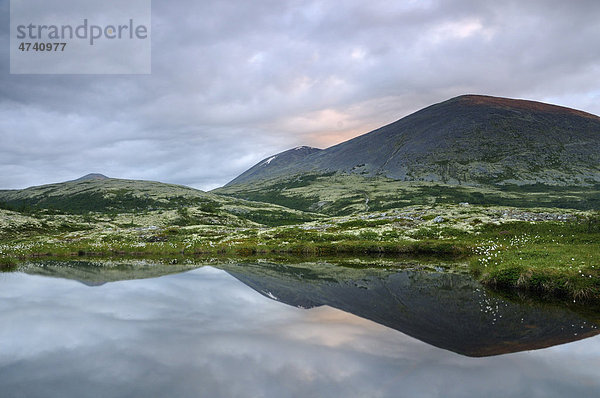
left=1, top=202, right=598, bottom=303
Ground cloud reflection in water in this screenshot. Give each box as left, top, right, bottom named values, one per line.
left=0, top=267, right=599, bottom=398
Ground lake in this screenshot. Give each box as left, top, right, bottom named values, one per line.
left=1, top=260, right=599, bottom=397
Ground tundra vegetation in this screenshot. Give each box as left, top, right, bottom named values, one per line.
left=1, top=175, right=598, bottom=305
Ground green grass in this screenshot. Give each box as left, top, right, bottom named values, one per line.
left=3, top=173, right=599, bottom=304
left=1, top=199, right=599, bottom=303
left=0, top=178, right=321, bottom=229
left=467, top=218, right=600, bottom=301
left=215, top=174, right=600, bottom=216
left=0, top=256, right=18, bottom=272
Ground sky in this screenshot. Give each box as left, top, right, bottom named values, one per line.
left=1, top=0, right=600, bottom=190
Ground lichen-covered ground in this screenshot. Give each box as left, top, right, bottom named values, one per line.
left=1, top=203, right=598, bottom=303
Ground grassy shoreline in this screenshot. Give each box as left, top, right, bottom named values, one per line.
left=1, top=204, right=599, bottom=303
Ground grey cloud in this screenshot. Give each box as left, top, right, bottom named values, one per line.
left=1, top=0, right=600, bottom=189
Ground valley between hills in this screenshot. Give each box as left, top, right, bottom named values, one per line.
left=1, top=95, right=599, bottom=304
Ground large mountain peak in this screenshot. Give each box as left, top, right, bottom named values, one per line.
left=227, top=95, right=600, bottom=187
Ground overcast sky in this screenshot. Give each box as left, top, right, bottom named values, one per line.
left=1, top=0, right=599, bottom=190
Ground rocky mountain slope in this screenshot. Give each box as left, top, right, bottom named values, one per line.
left=228, top=146, right=322, bottom=186
left=227, top=95, right=600, bottom=187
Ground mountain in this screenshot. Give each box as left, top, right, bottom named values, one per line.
left=228, top=146, right=322, bottom=186
left=226, top=95, right=600, bottom=187
left=0, top=175, right=317, bottom=226
left=72, top=173, right=109, bottom=182
left=0, top=175, right=213, bottom=213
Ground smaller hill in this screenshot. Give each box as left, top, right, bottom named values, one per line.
left=0, top=177, right=211, bottom=213
left=0, top=176, right=319, bottom=227
left=72, top=173, right=109, bottom=182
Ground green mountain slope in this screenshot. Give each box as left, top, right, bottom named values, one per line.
left=215, top=173, right=600, bottom=215
left=0, top=176, right=318, bottom=227
left=0, top=176, right=213, bottom=213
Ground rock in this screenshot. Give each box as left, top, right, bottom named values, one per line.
left=433, top=216, right=444, bottom=223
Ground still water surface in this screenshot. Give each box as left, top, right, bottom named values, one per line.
left=0, top=262, right=599, bottom=397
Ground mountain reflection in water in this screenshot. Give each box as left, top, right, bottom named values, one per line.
left=1, top=261, right=598, bottom=398
left=222, top=262, right=600, bottom=357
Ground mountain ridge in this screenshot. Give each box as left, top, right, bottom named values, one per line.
left=227, top=146, right=322, bottom=186
left=226, top=94, right=600, bottom=187
left=458, top=94, right=600, bottom=120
